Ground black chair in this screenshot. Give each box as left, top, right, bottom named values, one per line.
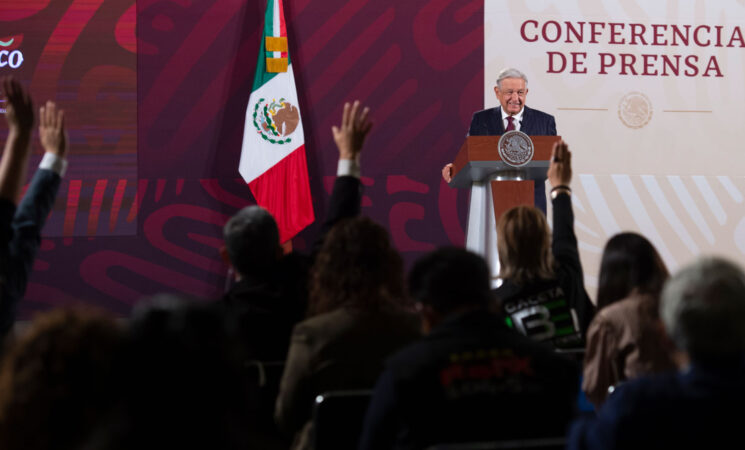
left=426, top=436, right=566, bottom=450
left=312, top=389, right=373, bottom=450
left=243, top=360, right=288, bottom=450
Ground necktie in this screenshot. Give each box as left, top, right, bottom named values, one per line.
left=506, top=116, right=515, bottom=132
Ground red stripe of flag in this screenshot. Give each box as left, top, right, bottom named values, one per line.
left=248, top=145, right=314, bottom=243
left=279, top=0, right=288, bottom=57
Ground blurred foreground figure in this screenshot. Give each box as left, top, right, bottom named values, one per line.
left=359, top=247, right=579, bottom=450
left=569, top=257, right=745, bottom=450
left=582, top=232, right=676, bottom=407
left=0, top=308, right=124, bottom=450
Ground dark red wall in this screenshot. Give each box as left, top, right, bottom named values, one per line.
left=2, top=0, right=482, bottom=316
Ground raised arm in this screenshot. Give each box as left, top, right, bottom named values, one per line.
left=0, top=77, right=34, bottom=204
left=0, top=99, right=68, bottom=337
left=316, top=101, right=372, bottom=240
left=547, top=140, right=594, bottom=335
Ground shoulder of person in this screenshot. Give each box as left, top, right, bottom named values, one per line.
left=289, top=309, right=348, bottom=343
left=472, top=106, right=501, bottom=118
left=524, top=105, right=554, bottom=120
left=598, top=293, right=654, bottom=319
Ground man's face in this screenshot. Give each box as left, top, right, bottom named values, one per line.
left=494, top=77, right=528, bottom=116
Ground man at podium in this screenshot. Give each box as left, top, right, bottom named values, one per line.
left=441, top=68, right=558, bottom=285
left=442, top=67, right=556, bottom=212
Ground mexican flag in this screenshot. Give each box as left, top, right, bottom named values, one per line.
left=239, top=0, right=314, bottom=243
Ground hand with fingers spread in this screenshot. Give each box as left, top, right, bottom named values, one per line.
left=2, top=76, right=34, bottom=136
left=332, top=100, right=372, bottom=161
left=547, top=139, right=572, bottom=190
left=39, top=101, right=68, bottom=158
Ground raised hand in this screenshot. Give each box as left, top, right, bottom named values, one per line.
left=547, top=140, right=572, bottom=188
left=332, top=100, right=372, bottom=161
left=2, top=77, right=34, bottom=135
left=39, top=101, right=67, bottom=157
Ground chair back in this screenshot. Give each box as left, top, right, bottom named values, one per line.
left=243, top=360, right=288, bottom=449
left=312, top=389, right=373, bottom=450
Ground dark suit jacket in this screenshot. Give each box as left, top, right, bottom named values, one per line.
left=568, top=358, right=745, bottom=450
left=0, top=169, right=62, bottom=338
left=468, top=105, right=557, bottom=137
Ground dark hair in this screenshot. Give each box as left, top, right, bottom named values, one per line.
left=596, top=232, right=669, bottom=310
left=408, top=247, right=492, bottom=313
left=497, top=206, right=554, bottom=284
left=122, top=295, right=253, bottom=449
left=223, top=206, right=280, bottom=277
left=0, top=307, right=125, bottom=450
left=308, top=216, right=405, bottom=316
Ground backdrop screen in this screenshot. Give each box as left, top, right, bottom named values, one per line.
left=486, top=0, right=745, bottom=287
left=1, top=0, right=137, bottom=237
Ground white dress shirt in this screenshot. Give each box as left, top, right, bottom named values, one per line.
left=500, top=107, right=524, bottom=132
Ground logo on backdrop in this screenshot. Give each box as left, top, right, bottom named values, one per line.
left=0, top=37, right=24, bottom=69
left=252, top=97, right=299, bottom=145
left=498, top=130, right=534, bottom=167
left=618, top=92, right=653, bottom=129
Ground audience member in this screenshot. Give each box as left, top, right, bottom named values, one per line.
left=358, top=247, right=579, bottom=450
left=582, top=232, right=676, bottom=407
left=220, top=102, right=368, bottom=362
left=568, top=257, right=745, bottom=450
left=493, top=140, right=594, bottom=348
left=0, top=307, right=125, bottom=450
left=100, top=294, right=256, bottom=450
left=0, top=77, right=68, bottom=339
left=274, top=103, right=420, bottom=450
left=221, top=204, right=308, bottom=361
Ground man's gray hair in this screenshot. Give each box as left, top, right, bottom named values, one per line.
left=660, top=257, right=745, bottom=360
left=496, top=68, right=528, bottom=88
left=223, top=205, right=280, bottom=276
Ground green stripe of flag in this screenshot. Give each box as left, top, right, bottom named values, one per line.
left=550, top=313, right=570, bottom=323
left=252, top=0, right=292, bottom=91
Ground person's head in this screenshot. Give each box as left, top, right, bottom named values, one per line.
left=497, top=205, right=553, bottom=284
left=309, top=216, right=405, bottom=316
left=660, top=257, right=745, bottom=363
left=494, top=68, right=528, bottom=116
left=409, top=247, right=492, bottom=315
left=123, top=295, right=252, bottom=449
left=596, top=232, right=669, bottom=310
left=222, top=206, right=281, bottom=278
left=0, top=307, right=125, bottom=450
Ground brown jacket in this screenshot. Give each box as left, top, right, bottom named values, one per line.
left=275, top=305, right=420, bottom=450
left=582, top=293, right=676, bottom=407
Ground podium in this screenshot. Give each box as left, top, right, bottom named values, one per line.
left=449, top=135, right=561, bottom=283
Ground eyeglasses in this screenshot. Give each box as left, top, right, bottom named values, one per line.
left=501, top=90, right=526, bottom=97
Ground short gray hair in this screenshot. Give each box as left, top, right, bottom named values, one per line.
left=223, top=205, right=280, bottom=276
left=496, top=68, right=528, bottom=88
left=660, top=257, right=745, bottom=360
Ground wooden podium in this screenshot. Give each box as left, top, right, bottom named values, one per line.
left=449, top=135, right=561, bottom=282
